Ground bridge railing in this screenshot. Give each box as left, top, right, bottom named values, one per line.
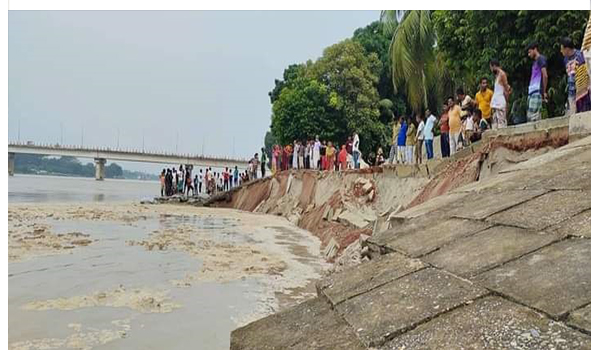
left=8, top=141, right=249, bottom=163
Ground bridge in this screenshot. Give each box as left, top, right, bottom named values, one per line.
left=8, top=142, right=250, bottom=180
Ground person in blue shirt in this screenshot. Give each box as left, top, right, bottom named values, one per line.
left=423, top=109, right=437, bottom=160
left=233, top=166, right=239, bottom=187
left=397, top=116, right=408, bottom=164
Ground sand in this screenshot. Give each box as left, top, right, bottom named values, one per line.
left=23, top=285, right=180, bottom=313
left=9, top=319, right=130, bottom=350
left=8, top=222, right=95, bottom=262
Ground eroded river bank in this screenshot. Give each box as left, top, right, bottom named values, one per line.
left=8, top=202, right=329, bottom=350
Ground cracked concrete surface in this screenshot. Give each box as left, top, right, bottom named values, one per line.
left=231, top=134, right=590, bottom=349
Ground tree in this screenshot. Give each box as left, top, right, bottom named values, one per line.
left=353, top=21, right=408, bottom=123
left=270, top=40, right=386, bottom=155
left=308, top=39, right=385, bottom=154
left=105, top=163, right=123, bottom=178
left=268, top=64, right=307, bottom=104
left=432, top=10, right=590, bottom=119
left=263, top=130, right=276, bottom=166
left=382, top=10, right=445, bottom=114
left=271, top=76, right=336, bottom=145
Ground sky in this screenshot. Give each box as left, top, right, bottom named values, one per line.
left=8, top=11, right=379, bottom=172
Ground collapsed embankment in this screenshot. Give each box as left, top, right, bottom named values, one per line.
left=210, top=119, right=570, bottom=267
left=212, top=168, right=429, bottom=267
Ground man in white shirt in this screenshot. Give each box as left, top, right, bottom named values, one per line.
left=416, top=115, right=425, bottom=164
left=313, top=137, right=321, bottom=170
left=423, top=110, right=437, bottom=160
left=352, top=132, right=360, bottom=169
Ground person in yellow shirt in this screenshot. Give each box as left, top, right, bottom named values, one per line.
left=448, top=96, right=462, bottom=155
left=388, top=117, right=401, bottom=164
left=405, top=117, right=417, bottom=164
left=326, top=141, right=335, bottom=171
left=475, top=77, right=494, bottom=123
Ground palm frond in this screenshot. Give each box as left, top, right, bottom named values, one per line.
left=387, top=10, right=436, bottom=113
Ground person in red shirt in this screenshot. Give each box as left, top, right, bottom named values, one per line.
left=338, top=145, right=348, bottom=171
left=223, top=169, right=229, bottom=191
left=281, top=145, right=289, bottom=171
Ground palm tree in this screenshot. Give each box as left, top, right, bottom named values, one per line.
left=381, top=10, right=447, bottom=113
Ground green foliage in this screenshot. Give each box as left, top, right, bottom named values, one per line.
left=432, top=10, right=590, bottom=119
left=14, top=154, right=125, bottom=179
left=270, top=40, right=386, bottom=155
left=382, top=10, right=450, bottom=114
left=263, top=130, right=275, bottom=166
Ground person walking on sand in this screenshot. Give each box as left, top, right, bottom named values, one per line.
left=490, top=59, right=511, bottom=129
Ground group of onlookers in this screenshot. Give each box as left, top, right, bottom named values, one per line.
left=270, top=132, right=361, bottom=173
left=159, top=164, right=255, bottom=197
left=159, top=32, right=592, bottom=195
left=389, top=35, right=591, bottom=163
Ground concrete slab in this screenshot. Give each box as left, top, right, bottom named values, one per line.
left=569, top=111, right=591, bottom=140
left=335, top=268, right=487, bottom=347
left=317, top=253, right=426, bottom=305
left=475, top=238, right=590, bottom=318
left=545, top=210, right=591, bottom=238
left=370, top=215, right=436, bottom=251
left=486, top=190, right=591, bottom=230
left=498, top=146, right=583, bottom=174
left=568, top=304, right=591, bottom=333
left=447, top=189, right=547, bottom=220
left=563, top=135, right=591, bottom=149
left=528, top=161, right=591, bottom=191
left=390, top=191, right=470, bottom=221
left=338, top=210, right=370, bottom=229
left=382, top=296, right=590, bottom=350
left=423, top=226, right=559, bottom=278
left=450, top=171, right=528, bottom=193
left=383, top=218, right=491, bottom=257
left=230, top=296, right=365, bottom=350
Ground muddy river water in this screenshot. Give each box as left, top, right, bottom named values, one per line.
left=8, top=175, right=329, bottom=349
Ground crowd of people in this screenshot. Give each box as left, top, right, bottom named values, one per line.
left=159, top=163, right=260, bottom=198
left=270, top=132, right=362, bottom=173
left=158, top=35, right=591, bottom=196
left=388, top=36, right=591, bottom=164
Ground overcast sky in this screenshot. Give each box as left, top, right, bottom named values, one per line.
left=8, top=11, right=379, bottom=172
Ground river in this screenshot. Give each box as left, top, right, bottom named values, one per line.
left=8, top=174, right=328, bottom=350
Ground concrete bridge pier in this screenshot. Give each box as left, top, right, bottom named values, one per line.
left=8, top=152, right=15, bottom=176
left=94, top=158, right=106, bottom=181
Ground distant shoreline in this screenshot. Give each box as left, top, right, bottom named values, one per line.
left=10, top=172, right=157, bottom=182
